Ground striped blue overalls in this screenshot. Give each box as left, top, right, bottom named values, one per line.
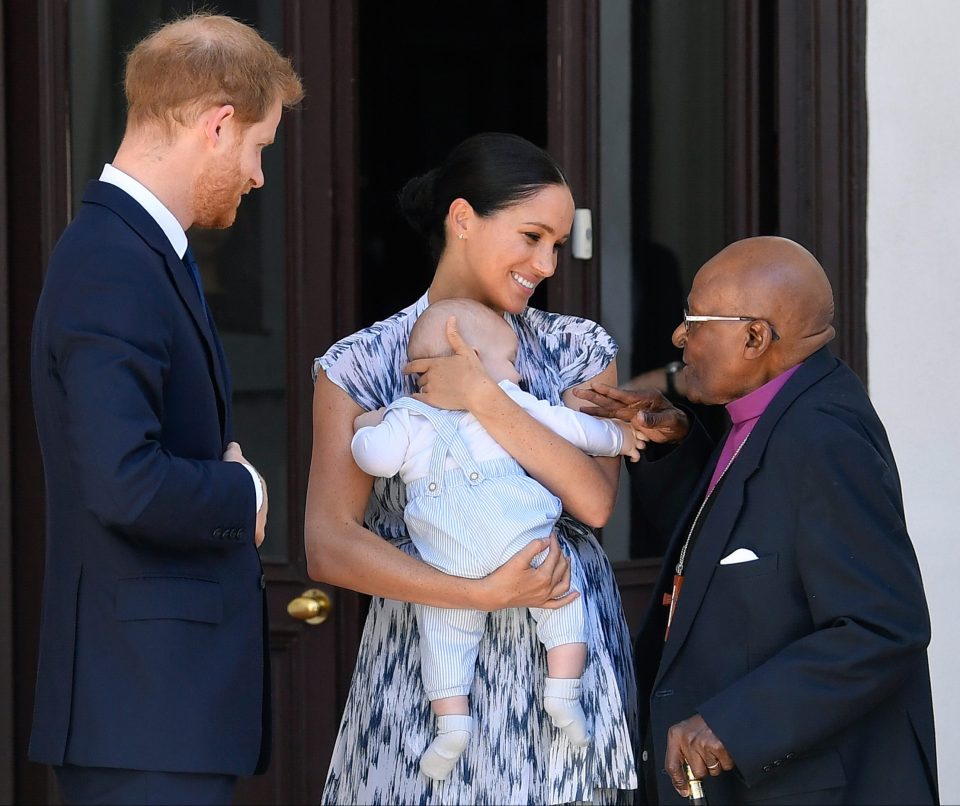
left=391, top=397, right=588, bottom=700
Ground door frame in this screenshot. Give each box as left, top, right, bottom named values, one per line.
left=274, top=2, right=366, bottom=794
left=615, top=0, right=868, bottom=624
left=545, top=0, right=602, bottom=319
left=0, top=0, right=14, bottom=801
left=726, top=0, right=868, bottom=379
left=4, top=0, right=70, bottom=801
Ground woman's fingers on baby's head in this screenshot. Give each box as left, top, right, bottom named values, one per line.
left=445, top=316, right=468, bottom=350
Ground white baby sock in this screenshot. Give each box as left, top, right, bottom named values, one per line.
left=543, top=677, right=591, bottom=747
left=419, top=714, right=474, bottom=781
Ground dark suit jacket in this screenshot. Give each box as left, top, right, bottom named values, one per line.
left=633, top=347, right=938, bottom=805
left=29, top=180, right=269, bottom=775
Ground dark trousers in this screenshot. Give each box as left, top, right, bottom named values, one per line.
left=55, top=764, right=237, bottom=806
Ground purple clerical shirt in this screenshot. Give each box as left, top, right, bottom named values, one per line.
left=705, top=364, right=801, bottom=496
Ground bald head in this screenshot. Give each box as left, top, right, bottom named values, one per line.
left=697, top=236, right=835, bottom=365
left=676, top=237, right=837, bottom=405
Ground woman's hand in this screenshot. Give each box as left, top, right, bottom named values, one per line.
left=475, top=532, right=578, bottom=612
left=408, top=317, right=623, bottom=527
left=404, top=316, right=497, bottom=411
left=307, top=373, right=569, bottom=610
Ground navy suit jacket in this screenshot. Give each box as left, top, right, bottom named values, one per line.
left=633, top=348, right=938, bottom=804
left=29, top=180, right=270, bottom=775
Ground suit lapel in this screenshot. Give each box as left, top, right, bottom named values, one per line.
left=654, top=443, right=759, bottom=686
left=653, top=348, right=840, bottom=687
left=82, top=181, right=230, bottom=443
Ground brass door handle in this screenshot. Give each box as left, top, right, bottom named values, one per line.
left=287, top=588, right=332, bottom=625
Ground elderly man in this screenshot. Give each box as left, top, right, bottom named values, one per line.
left=578, top=237, right=938, bottom=805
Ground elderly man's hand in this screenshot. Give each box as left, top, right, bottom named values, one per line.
left=573, top=382, right=690, bottom=444
left=664, top=714, right=735, bottom=797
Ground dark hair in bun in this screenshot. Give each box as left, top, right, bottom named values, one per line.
left=398, top=132, right=568, bottom=261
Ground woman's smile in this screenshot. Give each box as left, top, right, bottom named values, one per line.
left=511, top=271, right=537, bottom=291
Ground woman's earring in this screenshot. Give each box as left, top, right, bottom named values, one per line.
left=458, top=233, right=464, bottom=240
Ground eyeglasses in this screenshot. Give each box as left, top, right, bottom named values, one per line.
left=683, top=307, right=780, bottom=341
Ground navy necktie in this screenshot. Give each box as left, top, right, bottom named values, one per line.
left=184, top=245, right=228, bottom=404
left=183, top=247, right=206, bottom=305
left=183, top=246, right=215, bottom=329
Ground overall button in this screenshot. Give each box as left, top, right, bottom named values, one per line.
left=469, top=471, right=479, bottom=481
left=428, top=482, right=437, bottom=491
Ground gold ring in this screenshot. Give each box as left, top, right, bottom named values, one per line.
left=707, top=761, right=721, bottom=770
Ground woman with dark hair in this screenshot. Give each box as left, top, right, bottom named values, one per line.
left=306, top=133, right=638, bottom=804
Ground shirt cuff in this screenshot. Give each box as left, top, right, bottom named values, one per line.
left=241, top=463, right=264, bottom=512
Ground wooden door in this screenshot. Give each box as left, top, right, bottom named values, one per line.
left=272, top=2, right=606, bottom=800
left=233, top=2, right=364, bottom=802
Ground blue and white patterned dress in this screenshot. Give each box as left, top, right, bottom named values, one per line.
left=314, top=292, right=638, bottom=805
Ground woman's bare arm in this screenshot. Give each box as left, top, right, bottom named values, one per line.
left=304, top=371, right=576, bottom=609
left=406, top=317, right=621, bottom=527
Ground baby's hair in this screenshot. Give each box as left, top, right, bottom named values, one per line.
left=408, top=298, right=515, bottom=361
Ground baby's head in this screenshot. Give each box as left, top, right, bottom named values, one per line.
left=408, top=298, right=521, bottom=385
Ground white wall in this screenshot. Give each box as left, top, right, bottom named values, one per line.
left=867, top=1, right=960, bottom=799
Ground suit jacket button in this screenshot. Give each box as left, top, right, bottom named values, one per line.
left=762, top=764, right=773, bottom=773
left=785, top=752, right=795, bottom=760
left=238, top=527, right=245, bottom=538
left=259, top=574, right=267, bottom=589
left=213, top=528, right=223, bottom=538
left=773, top=759, right=782, bottom=767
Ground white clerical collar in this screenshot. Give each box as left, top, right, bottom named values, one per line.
left=99, top=163, right=188, bottom=259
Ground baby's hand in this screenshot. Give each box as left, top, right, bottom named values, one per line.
left=353, top=407, right=387, bottom=433
left=616, top=420, right=646, bottom=463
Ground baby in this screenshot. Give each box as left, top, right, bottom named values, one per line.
left=351, top=298, right=642, bottom=781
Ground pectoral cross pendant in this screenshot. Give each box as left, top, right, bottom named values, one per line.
left=662, top=573, right=684, bottom=642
